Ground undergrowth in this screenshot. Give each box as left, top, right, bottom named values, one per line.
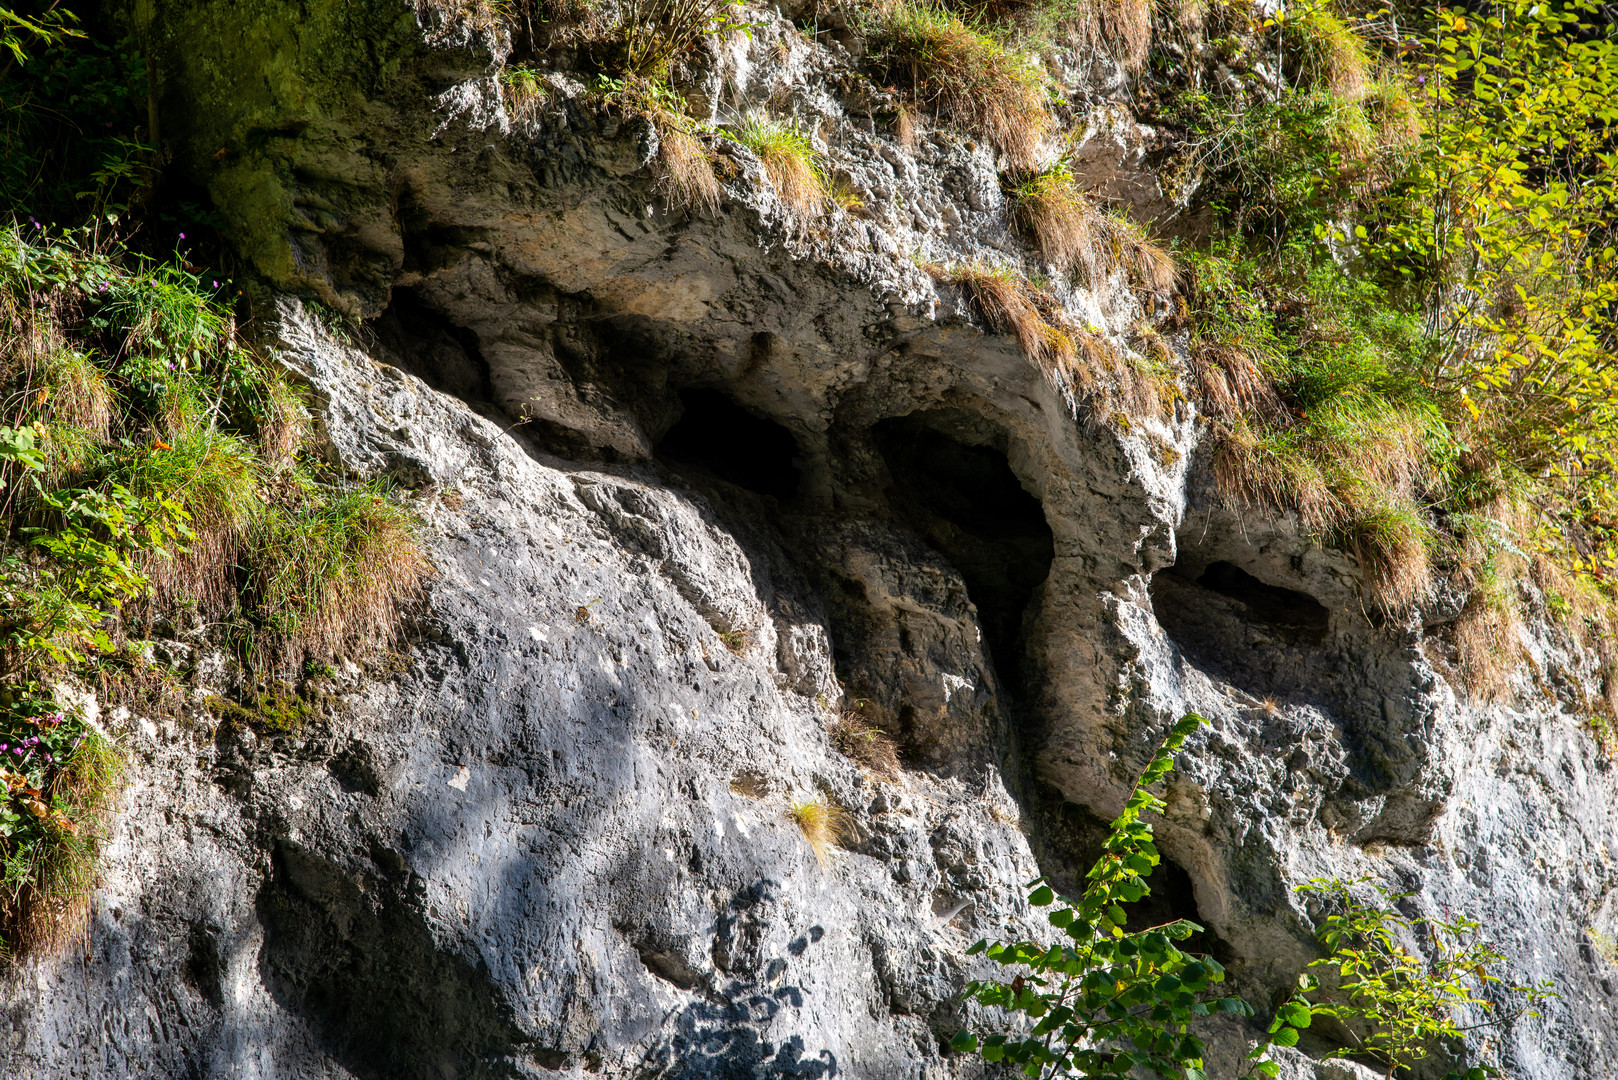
left=1167, top=0, right=1618, bottom=712
left=0, top=225, right=428, bottom=957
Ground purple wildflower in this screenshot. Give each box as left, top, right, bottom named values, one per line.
left=179, top=232, right=186, bottom=240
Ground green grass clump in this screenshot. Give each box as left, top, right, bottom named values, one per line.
left=1288, top=4, right=1370, bottom=100
left=1189, top=240, right=1450, bottom=607
left=730, top=115, right=825, bottom=216
left=867, top=1, right=1051, bottom=170
left=245, top=487, right=429, bottom=665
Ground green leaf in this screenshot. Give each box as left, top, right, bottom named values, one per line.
left=1277, top=1000, right=1312, bottom=1028
left=950, top=1029, right=978, bottom=1053
left=1271, top=1027, right=1300, bottom=1048
left=1030, top=885, right=1054, bottom=907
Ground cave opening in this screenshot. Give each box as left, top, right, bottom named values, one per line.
left=1151, top=557, right=1331, bottom=697
left=1192, top=562, right=1330, bottom=640
left=368, top=287, right=494, bottom=404
left=873, top=414, right=1054, bottom=689
left=656, top=389, right=802, bottom=500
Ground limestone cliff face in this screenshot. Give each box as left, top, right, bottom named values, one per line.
left=3, top=3, right=1616, bottom=1077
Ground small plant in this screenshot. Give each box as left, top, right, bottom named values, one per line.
left=1258, top=878, right=1556, bottom=1078
left=0, top=690, right=120, bottom=957
left=718, top=627, right=748, bottom=653
left=935, top=262, right=1072, bottom=367
left=499, top=65, right=549, bottom=124
left=729, top=115, right=825, bottom=215
left=786, top=795, right=846, bottom=867
left=867, top=1, right=1050, bottom=170
left=1011, top=164, right=1104, bottom=282
left=952, top=714, right=1273, bottom=1078
left=590, top=76, right=722, bottom=214
left=1588, top=927, right=1618, bottom=966
left=827, top=704, right=900, bottom=777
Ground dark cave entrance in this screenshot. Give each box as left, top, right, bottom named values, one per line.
left=657, top=388, right=802, bottom=501
left=368, top=287, right=495, bottom=404
left=873, top=413, right=1054, bottom=689
left=1151, top=558, right=1330, bottom=696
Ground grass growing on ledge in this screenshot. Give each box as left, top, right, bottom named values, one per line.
left=1011, top=165, right=1178, bottom=301
left=828, top=703, right=901, bottom=777
left=867, top=1, right=1051, bottom=170
left=730, top=115, right=826, bottom=216
left=0, top=224, right=429, bottom=958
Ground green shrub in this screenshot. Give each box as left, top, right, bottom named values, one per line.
left=952, top=715, right=1269, bottom=1078
left=1259, top=878, right=1556, bottom=1078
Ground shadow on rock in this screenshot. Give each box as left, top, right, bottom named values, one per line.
left=257, top=839, right=534, bottom=1080
left=638, top=883, right=838, bottom=1079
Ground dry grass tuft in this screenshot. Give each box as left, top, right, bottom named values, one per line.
left=731, top=115, right=825, bottom=216
left=1012, top=166, right=1104, bottom=282
left=121, top=426, right=264, bottom=615
left=1452, top=595, right=1519, bottom=703
left=828, top=705, right=901, bottom=777
left=787, top=795, right=849, bottom=867
left=894, top=102, right=919, bottom=151
left=1097, top=0, right=1153, bottom=72
left=1363, top=76, right=1423, bottom=152
left=1349, top=500, right=1434, bottom=610
left=256, top=368, right=309, bottom=461
left=1191, top=341, right=1284, bottom=422
left=1097, top=210, right=1178, bottom=299
left=656, top=122, right=722, bottom=214
left=1212, top=423, right=1339, bottom=536
left=36, top=349, right=112, bottom=439
left=870, top=1, right=1051, bottom=170
left=940, top=263, right=1070, bottom=367
left=935, top=262, right=1176, bottom=421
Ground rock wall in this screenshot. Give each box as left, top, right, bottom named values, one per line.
left=4, top=1, right=1618, bottom=1076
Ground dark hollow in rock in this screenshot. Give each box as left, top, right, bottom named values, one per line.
left=873, top=414, right=1054, bottom=688
left=1151, top=559, right=1330, bottom=698
left=657, top=388, right=802, bottom=500
left=1195, top=562, right=1330, bottom=643
left=370, top=288, right=494, bottom=405
left=257, top=840, right=532, bottom=1080
left=182, top=924, right=225, bottom=1009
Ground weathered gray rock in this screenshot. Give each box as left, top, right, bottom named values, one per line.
left=6, top=2, right=1618, bottom=1077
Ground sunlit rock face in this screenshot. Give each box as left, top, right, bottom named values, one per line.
left=2, top=3, right=1616, bottom=1078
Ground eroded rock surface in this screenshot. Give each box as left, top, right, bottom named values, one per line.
left=4, top=2, right=1618, bottom=1078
